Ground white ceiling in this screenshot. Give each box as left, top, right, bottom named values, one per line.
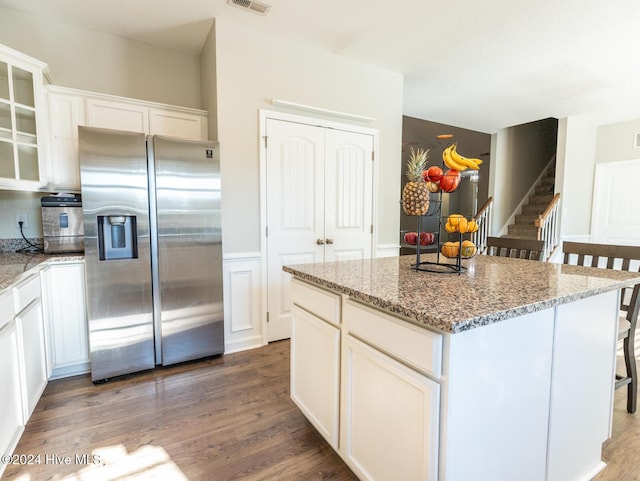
left=1, top=0, right=639, bottom=133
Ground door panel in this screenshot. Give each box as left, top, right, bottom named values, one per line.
left=266, top=120, right=325, bottom=341
left=341, top=334, right=440, bottom=481
left=152, top=136, right=224, bottom=365
left=79, top=126, right=155, bottom=382
left=324, top=129, right=373, bottom=262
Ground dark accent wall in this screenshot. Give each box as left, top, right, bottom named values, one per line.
left=400, top=116, right=491, bottom=253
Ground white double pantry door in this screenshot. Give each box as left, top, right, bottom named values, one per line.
left=265, top=118, right=374, bottom=341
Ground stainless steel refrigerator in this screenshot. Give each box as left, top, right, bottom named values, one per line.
left=78, top=126, right=224, bottom=382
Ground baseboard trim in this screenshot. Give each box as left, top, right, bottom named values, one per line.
left=50, top=362, right=91, bottom=380
left=376, top=244, right=399, bottom=258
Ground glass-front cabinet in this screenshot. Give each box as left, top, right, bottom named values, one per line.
left=0, top=44, right=47, bottom=189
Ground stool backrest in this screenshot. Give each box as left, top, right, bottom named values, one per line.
left=486, top=237, right=545, bottom=261
left=562, top=241, right=640, bottom=323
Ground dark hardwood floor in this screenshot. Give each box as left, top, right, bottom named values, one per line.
left=3, top=340, right=639, bottom=481
left=2, top=340, right=358, bottom=481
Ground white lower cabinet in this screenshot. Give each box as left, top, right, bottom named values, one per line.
left=291, top=304, right=341, bottom=448
left=15, top=298, right=47, bottom=419
left=41, top=262, right=90, bottom=378
left=289, top=280, right=441, bottom=481
left=13, top=273, right=47, bottom=421
left=0, top=260, right=88, bottom=472
left=0, top=317, right=23, bottom=476
left=340, top=334, right=440, bottom=481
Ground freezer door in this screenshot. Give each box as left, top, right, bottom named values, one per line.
left=79, top=126, right=155, bottom=382
left=150, top=135, right=224, bottom=365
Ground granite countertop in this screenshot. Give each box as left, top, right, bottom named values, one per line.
left=283, top=254, right=640, bottom=333
left=0, top=252, right=85, bottom=292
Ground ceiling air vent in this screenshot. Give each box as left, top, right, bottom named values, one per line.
left=227, top=0, right=271, bottom=15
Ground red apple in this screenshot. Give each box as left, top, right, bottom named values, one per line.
left=419, top=232, right=435, bottom=245
left=404, top=232, right=418, bottom=245
left=424, top=166, right=444, bottom=183
left=439, top=169, right=461, bottom=193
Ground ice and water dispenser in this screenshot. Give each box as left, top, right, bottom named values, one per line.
left=97, top=215, right=138, bottom=260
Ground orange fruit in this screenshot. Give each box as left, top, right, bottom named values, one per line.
left=441, top=241, right=460, bottom=258
left=461, top=240, right=477, bottom=257
left=448, top=214, right=464, bottom=227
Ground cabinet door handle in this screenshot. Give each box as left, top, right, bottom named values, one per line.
left=316, top=238, right=325, bottom=245
left=326, top=238, right=334, bottom=245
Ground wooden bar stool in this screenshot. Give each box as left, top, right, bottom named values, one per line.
left=562, top=241, right=640, bottom=414
left=486, top=237, right=546, bottom=261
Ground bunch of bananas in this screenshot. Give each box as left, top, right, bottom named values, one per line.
left=444, top=214, right=479, bottom=234
left=442, top=143, right=483, bottom=171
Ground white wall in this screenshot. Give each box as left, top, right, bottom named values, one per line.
left=0, top=191, right=43, bottom=240
left=556, top=116, right=598, bottom=240
left=0, top=7, right=201, bottom=109
left=211, top=20, right=403, bottom=254
left=200, top=22, right=218, bottom=141
left=595, top=119, right=640, bottom=164
left=589, top=118, right=640, bottom=245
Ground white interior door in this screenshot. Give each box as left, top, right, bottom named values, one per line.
left=265, top=119, right=374, bottom=342
left=591, top=159, right=640, bottom=245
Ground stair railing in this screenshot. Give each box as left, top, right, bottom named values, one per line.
left=535, top=193, right=561, bottom=260
left=472, top=196, right=493, bottom=254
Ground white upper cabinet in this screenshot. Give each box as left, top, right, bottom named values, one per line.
left=48, top=90, right=85, bottom=190
left=86, top=97, right=149, bottom=133
left=47, top=85, right=209, bottom=191
left=0, top=44, right=48, bottom=191
left=149, top=107, right=206, bottom=140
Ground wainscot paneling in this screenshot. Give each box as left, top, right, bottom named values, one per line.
left=223, top=253, right=263, bottom=353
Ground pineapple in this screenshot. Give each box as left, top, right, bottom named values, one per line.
left=402, top=147, right=430, bottom=216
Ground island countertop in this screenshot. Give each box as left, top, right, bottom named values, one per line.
left=283, top=254, right=640, bottom=333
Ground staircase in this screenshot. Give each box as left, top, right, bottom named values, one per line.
left=506, top=164, right=556, bottom=239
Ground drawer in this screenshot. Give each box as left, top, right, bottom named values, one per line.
left=13, top=274, right=41, bottom=313
left=0, top=290, right=13, bottom=326
left=343, top=299, right=442, bottom=378
left=291, top=278, right=341, bottom=327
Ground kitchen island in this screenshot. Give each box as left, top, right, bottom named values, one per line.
left=283, top=254, right=640, bottom=481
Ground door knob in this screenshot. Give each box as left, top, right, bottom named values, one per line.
left=326, top=238, right=334, bottom=245
left=316, top=238, right=325, bottom=245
